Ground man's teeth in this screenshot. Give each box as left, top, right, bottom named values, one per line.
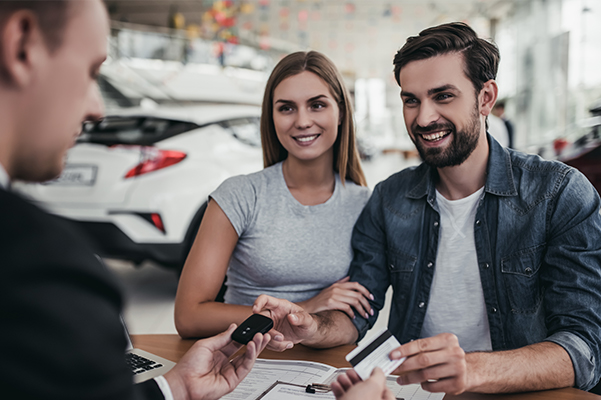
left=421, top=131, right=449, bottom=141
left=296, top=134, right=319, bottom=142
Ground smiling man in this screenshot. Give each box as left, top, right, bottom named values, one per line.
left=253, top=22, right=601, bottom=396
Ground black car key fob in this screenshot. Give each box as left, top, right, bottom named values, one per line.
left=232, top=314, right=274, bottom=344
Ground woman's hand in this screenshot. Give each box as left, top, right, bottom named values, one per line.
left=297, top=277, right=374, bottom=319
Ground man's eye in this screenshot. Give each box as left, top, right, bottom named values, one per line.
left=403, top=98, right=418, bottom=106
left=436, top=94, right=452, bottom=101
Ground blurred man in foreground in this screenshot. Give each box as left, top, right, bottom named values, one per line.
left=254, top=22, right=601, bottom=395
left=0, top=1, right=269, bottom=398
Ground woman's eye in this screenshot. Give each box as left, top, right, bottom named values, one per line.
left=279, top=105, right=293, bottom=112
left=312, top=102, right=325, bottom=110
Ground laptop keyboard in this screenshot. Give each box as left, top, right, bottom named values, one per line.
left=125, top=352, right=164, bottom=375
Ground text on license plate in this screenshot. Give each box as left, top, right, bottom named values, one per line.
left=47, top=165, right=98, bottom=186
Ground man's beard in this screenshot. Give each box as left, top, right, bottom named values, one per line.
left=410, top=104, right=481, bottom=168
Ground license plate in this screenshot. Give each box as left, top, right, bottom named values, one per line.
left=46, top=165, right=98, bottom=186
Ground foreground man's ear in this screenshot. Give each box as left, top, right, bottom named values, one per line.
left=0, top=10, right=46, bottom=88
left=478, top=79, right=499, bottom=117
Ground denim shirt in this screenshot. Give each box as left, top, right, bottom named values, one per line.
left=350, top=134, right=601, bottom=390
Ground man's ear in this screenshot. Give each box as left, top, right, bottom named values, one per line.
left=0, top=10, right=45, bottom=87
left=478, top=79, right=498, bottom=117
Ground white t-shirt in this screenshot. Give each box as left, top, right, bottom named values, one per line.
left=420, top=187, right=493, bottom=352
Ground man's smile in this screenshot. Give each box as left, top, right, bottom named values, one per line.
left=419, top=129, right=452, bottom=142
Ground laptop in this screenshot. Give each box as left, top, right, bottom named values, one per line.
left=94, top=255, right=176, bottom=383
left=122, top=317, right=176, bottom=383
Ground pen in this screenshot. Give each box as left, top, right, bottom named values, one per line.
left=309, top=383, right=331, bottom=390
left=309, top=383, right=405, bottom=400
left=306, top=383, right=331, bottom=393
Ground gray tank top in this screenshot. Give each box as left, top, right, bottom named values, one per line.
left=210, top=162, right=371, bottom=305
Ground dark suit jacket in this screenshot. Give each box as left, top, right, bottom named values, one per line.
left=0, top=188, right=164, bottom=399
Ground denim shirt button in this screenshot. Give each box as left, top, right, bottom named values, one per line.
left=484, top=263, right=489, bottom=269
left=427, top=262, right=433, bottom=268
left=492, top=307, right=498, bottom=313
left=475, top=220, right=481, bottom=226
left=389, top=264, right=394, bottom=270
left=524, top=267, right=533, bottom=274
left=434, top=221, right=439, bottom=227
left=418, top=302, right=425, bottom=308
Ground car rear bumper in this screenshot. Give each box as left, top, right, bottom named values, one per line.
left=61, top=217, right=186, bottom=269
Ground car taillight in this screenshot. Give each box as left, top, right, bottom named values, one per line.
left=124, top=147, right=187, bottom=179
left=150, top=213, right=166, bottom=233
left=130, top=212, right=166, bottom=233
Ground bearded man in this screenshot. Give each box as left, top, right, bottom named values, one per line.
left=253, top=22, right=601, bottom=396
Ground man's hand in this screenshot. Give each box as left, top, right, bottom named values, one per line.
left=297, top=277, right=374, bottom=319
left=252, top=294, right=318, bottom=351
left=331, top=368, right=395, bottom=400
left=390, top=333, right=468, bottom=394
left=164, top=323, right=271, bottom=400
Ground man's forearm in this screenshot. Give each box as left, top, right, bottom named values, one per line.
left=301, top=310, right=359, bottom=348
left=466, top=341, right=574, bottom=393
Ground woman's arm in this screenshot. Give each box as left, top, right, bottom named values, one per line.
left=174, top=199, right=253, bottom=338
left=175, top=199, right=373, bottom=337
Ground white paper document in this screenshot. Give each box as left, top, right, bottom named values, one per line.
left=221, top=358, right=444, bottom=400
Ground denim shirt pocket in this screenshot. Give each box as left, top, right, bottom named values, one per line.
left=387, top=250, right=417, bottom=301
left=501, top=244, right=545, bottom=313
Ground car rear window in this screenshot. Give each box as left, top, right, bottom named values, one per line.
left=218, top=117, right=261, bottom=147
left=79, top=116, right=200, bottom=146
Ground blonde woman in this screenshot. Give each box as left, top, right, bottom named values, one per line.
left=175, top=51, right=373, bottom=339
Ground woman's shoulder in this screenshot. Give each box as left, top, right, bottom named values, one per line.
left=341, top=178, right=371, bottom=196
left=339, top=178, right=372, bottom=205
left=214, top=163, right=282, bottom=197
left=235, top=162, right=282, bottom=183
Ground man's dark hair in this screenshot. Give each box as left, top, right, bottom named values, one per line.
left=393, top=22, right=500, bottom=95
left=0, top=1, right=71, bottom=53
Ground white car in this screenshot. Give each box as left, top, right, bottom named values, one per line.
left=15, top=104, right=263, bottom=270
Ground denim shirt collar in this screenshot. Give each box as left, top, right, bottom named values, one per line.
left=406, top=133, right=518, bottom=202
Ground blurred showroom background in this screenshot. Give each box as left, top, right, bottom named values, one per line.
left=16, top=0, right=601, bottom=340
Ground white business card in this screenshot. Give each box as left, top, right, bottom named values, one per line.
left=345, top=328, right=406, bottom=381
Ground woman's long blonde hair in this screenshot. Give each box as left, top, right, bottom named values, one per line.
left=260, top=51, right=367, bottom=187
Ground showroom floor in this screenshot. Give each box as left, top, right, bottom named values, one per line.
left=109, top=152, right=416, bottom=344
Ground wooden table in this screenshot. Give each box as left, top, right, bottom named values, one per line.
left=133, top=334, right=600, bottom=400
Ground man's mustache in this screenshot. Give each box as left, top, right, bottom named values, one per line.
left=412, top=123, right=455, bottom=135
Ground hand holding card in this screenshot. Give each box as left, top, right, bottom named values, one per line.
left=345, top=328, right=406, bottom=380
